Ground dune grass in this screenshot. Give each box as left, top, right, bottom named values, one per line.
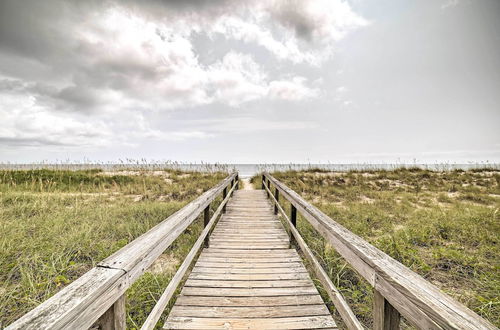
left=0, top=168, right=227, bottom=328
left=252, top=168, right=499, bottom=328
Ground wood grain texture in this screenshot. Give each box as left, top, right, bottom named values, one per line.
left=373, top=289, right=400, bottom=330
left=264, top=181, right=364, bottom=330
left=174, top=295, right=325, bottom=307
left=164, top=190, right=336, bottom=329
left=168, top=305, right=330, bottom=318
left=165, top=316, right=337, bottom=329
left=141, top=180, right=239, bottom=330
left=96, top=294, right=126, bottom=330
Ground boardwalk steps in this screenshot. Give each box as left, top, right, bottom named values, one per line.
left=164, top=190, right=337, bottom=329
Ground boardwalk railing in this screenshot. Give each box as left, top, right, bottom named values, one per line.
left=8, top=173, right=238, bottom=330
left=262, top=173, right=495, bottom=330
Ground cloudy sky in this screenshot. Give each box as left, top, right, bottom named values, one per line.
left=0, top=0, right=499, bottom=164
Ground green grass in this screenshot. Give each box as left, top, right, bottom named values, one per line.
left=252, top=169, right=500, bottom=328
left=0, top=169, right=227, bottom=328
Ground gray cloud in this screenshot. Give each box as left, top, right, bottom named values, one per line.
left=0, top=78, right=25, bottom=91
left=270, top=2, right=318, bottom=41
left=1, top=0, right=498, bottom=163
left=0, top=136, right=70, bottom=147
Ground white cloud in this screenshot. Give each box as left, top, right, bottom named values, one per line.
left=207, top=52, right=268, bottom=106
left=65, top=10, right=326, bottom=110
left=0, top=0, right=368, bottom=149
left=211, top=0, right=368, bottom=65
left=269, top=77, right=320, bottom=101
left=336, top=86, right=348, bottom=93
left=0, top=91, right=113, bottom=147
left=208, top=53, right=320, bottom=104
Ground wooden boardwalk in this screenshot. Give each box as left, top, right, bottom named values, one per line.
left=10, top=174, right=494, bottom=330
left=164, top=189, right=337, bottom=329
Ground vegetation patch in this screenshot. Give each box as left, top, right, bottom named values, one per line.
left=252, top=169, right=499, bottom=328
left=0, top=169, right=226, bottom=328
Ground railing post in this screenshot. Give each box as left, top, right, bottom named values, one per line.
left=373, top=289, right=400, bottom=330
left=222, top=187, right=227, bottom=213
left=96, top=294, right=126, bottom=330
left=204, top=205, right=210, bottom=247
left=235, top=174, right=239, bottom=189
left=265, top=179, right=270, bottom=198
left=261, top=174, right=265, bottom=189
left=291, top=204, right=297, bottom=228
left=290, top=204, right=297, bottom=247
left=274, top=188, right=279, bottom=214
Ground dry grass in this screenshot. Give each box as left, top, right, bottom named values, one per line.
left=0, top=168, right=227, bottom=328
left=252, top=168, right=499, bottom=328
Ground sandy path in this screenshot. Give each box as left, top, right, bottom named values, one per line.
left=241, top=178, right=254, bottom=190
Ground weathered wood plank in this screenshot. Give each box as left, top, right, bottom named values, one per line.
left=211, top=230, right=285, bottom=235
left=175, top=295, right=324, bottom=307
left=207, top=244, right=290, bottom=249
left=6, top=267, right=125, bottom=330
left=164, top=316, right=337, bottom=329
left=181, top=286, right=318, bottom=296
left=169, top=305, right=330, bottom=318
left=209, top=235, right=289, bottom=240
left=197, top=256, right=300, bottom=263
left=214, top=223, right=282, bottom=228
left=184, top=279, right=314, bottom=288
left=191, top=266, right=308, bottom=274
left=214, top=220, right=280, bottom=224
left=221, top=214, right=275, bottom=217
left=373, top=289, right=400, bottom=330
left=202, top=248, right=297, bottom=255
left=200, top=252, right=297, bottom=259
left=208, top=238, right=288, bottom=243
left=217, top=220, right=279, bottom=223
left=212, top=227, right=284, bottom=231
left=188, top=272, right=311, bottom=281
left=210, top=230, right=286, bottom=234
left=194, top=261, right=303, bottom=268
left=97, top=294, right=126, bottom=330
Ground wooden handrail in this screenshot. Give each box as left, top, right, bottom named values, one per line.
left=7, top=173, right=238, bottom=330
left=263, top=181, right=364, bottom=330
left=141, top=178, right=238, bottom=330
left=262, top=173, right=495, bottom=330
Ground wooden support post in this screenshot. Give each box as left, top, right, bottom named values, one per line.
left=96, top=294, right=126, bottom=330
left=274, top=188, right=279, bottom=214
left=291, top=204, right=297, bottom=227
left=235, top=174, right=239, bottom=189
left=265, top=179, right=270, bottom=198
left=290, top=204, right=297, bottom=247
left=373, top=289, right=400, bottom=330
left=261, top=175, right=265, bottom=189
left=222, top=187, right=227, bottom=213
left=204, top=205, right=210, bottom=247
